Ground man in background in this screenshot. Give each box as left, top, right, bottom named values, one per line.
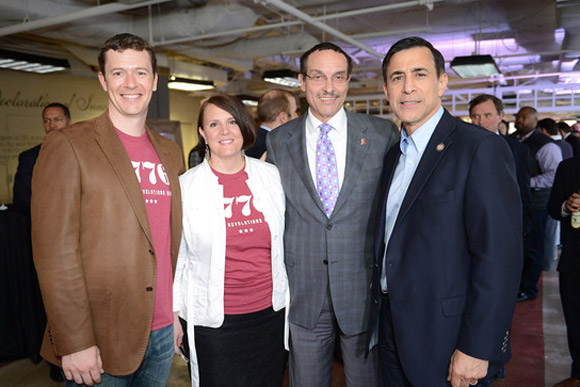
left=560, top=122, right=580, bottom=156
left=514, top=107, right=562, bottom=301
left=32, top=33, right=184, bottom=386
left=13, top=103, right=71, bottom=208
left=539, top=118, right=572, bottom=160
left=469, top=94, right=532, bottom=249
left=12, top=102, right=71, bottom=382
left=246, top=89, right=299, bottom=159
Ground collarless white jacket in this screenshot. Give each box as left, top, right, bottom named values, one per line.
left=173, top=156, right=289, bottom=386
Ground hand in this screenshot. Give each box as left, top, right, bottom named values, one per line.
left=61, top=345, right=104, bottom=386
left=447, top=349, right=488, bottom=387
left=174, top=311, right=184, bottom=355
left=565, top=192, right=580, bottom=213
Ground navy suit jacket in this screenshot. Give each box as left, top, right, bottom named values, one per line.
left=246, top=126, right=269, bottom=159
left=503, top=135, right=533, bottom=236
left=368, top=110, right=523, bottom=385
left=548, top=156, right=580, bottom=272
left=13, top=144, right=41, bottom=207
left=566, top=134, right=580, bottom=157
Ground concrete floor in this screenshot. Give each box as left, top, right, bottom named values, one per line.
left=0, top=269, right=573, bottom=386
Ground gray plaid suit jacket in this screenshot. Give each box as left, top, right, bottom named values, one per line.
left=266, top=108, right=399, bottom=335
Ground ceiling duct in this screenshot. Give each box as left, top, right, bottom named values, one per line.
left=181, top=32, right=318, bottom=71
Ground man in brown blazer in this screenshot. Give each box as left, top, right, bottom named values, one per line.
left=31, top=33, right=184, bottom=386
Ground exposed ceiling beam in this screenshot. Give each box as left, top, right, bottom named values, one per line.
left=0, top=0, right=172, bottom=38
left=256, top=0, right=382, bottom=58
left=255, top=0, right=445, bottom=59
left=154, top=1, right=440, bottom=47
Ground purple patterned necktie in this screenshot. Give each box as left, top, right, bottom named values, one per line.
left=316, top=123, right=339, bottom=217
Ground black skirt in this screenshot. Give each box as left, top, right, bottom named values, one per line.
left=194, top=306, right=286, bottom=387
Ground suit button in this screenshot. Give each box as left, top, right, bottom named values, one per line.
left=323, top=259, right=328, bottom=265
left=149, top=249, right=154, bottom=255
left=146, top=286, right=153, bottom=291
left=326, top=224, right=333, bottom=230
left=374, top=299, right=378, bottom=304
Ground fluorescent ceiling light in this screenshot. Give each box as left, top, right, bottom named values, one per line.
left=263, top=69, right=300, bottom=88
left=168, top=77, right=214, bottom=92
left=0, top=48, right=69, bottom=74
left=450, top=55, right=500, bottom=78
left=236, top=94, right=258, bottom=107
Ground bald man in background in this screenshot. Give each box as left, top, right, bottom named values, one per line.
left=13, top=102, right=72, bottom=209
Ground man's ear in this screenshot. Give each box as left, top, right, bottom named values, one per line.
left=382, top=83, right=389, bottom=102
left=98, top=72, right=108, bottom=92
left=278, top=111, right=290, bottom=125
left=299, top=73, right=306, bottom=93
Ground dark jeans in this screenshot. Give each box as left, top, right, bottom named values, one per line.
left=64, top=324, right=174, bottom=387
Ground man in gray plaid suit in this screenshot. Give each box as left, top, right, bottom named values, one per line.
left=266, top=42, right=399, bottom=386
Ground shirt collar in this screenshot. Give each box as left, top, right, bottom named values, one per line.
left=518, top=128, right=536, bottom=141
left=400, top=106, right=443, bottom=154
left=306, top=107, right=347, bottom=136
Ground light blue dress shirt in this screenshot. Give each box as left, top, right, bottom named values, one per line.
left=381, top=106, right=444, bottom=292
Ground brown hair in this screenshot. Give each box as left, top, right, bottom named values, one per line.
left=197, top=94, right=257, bottom=158
left=257, top=89, right=297, bottom=124
left=98, top=33, right=157, bottom=78
left=468, top=94, right=504, bottom=116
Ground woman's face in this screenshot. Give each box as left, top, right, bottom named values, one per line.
left=199, top=103, right=244, bottom=162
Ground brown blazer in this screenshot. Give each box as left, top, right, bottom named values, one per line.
left=31, top=111, right=184, bottom=375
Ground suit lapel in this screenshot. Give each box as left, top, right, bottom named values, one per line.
left=331, top=111, right=369, bottom=218
left=286, top=116, right=328, bottom=215
left=375, top=145, right=402, bottom=259
left=94, top=113, right=154, bottom=247
left=394, top=110, right=455, bottom=229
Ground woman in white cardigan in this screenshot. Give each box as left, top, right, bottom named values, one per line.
left=173, top=94, right=289, bottom=387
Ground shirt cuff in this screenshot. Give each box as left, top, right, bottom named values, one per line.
left=562, top=201, right=571, bottom=218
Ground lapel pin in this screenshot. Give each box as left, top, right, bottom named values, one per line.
left=436, top=143, right=445, bottom=152
left=361, top=138, right=366, bottom=145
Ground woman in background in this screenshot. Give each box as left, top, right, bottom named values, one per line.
left=173, top=94, right=288, bottom=387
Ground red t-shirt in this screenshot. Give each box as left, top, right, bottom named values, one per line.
left=117, top=129, right=173, bottom=331
left=212, top=166, right=273, bottom=315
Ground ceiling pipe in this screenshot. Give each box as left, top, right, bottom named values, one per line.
left=255, top=0, right=383, bottom=58
left=0, top=0, right=172, bottom=38
left=158, top=0, right=442, bottom=52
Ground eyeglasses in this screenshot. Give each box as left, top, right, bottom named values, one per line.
left=303, top=73, right=350, bottom=85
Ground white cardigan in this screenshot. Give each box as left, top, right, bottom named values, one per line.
left=173, top=157, right=289, bottom=386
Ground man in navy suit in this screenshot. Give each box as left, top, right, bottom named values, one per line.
left=368, top=37, right=522, bottom=386
left=13, top=102, right=72, bottom=208
left=469, top=94, right=532, bottom=238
